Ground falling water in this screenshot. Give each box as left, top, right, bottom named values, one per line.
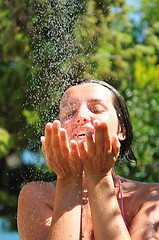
left=29, top=0, right=87, bottom=132
left=25, top=0, right=116, bottom=147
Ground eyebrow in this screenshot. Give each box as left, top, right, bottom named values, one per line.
left=88, top=99, right=105, bottom=103
left=60, top=98, right=106, bottom=109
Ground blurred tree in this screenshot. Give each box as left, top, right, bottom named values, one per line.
left=123, top=0, right=159, bottom=182
left=0, top=0, right=32, bottom=151
left=74, top=0, right=135, bottom=89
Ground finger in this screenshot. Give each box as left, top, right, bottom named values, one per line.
left=85, top=130, right=95, bottom=156
left=51, top=120, right=61, bottom=153
left=41, top=136, right=46, bottom=157
left=93, top=120, right=104, bottom=152
left=70, top=140, right=80, bottom=159
left=101, top=122, right=111, bottom=152
left=112, top=134, right=120, bottom=159
left=52, top=120, right=61, bottom=135
left=78, top=140, right=87, bottom=159
left=44, top=123, right=54, bottom=161
left=40, top=136, right=45, bottom=144
left=41, top=136, right=45, bottom=153
left=60, top=128, right=70, bottom=159
left=45, top=123, right=53, bottom=149
left=42, top=144, right=46, bottom=158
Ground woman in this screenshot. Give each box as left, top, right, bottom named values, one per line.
left=17, top=79, right=159, bottom=240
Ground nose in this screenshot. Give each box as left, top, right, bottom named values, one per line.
left=76, top=105, right=91, bottom=124
left=77, top=117, right=88, bottom=124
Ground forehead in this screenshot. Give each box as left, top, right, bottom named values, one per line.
left=60, top=83, right=113, bottom=107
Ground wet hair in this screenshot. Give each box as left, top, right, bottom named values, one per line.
left=58, top=78, right=136, bottom=163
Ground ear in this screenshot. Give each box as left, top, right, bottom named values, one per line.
left=117, top=126, right=126, bottom=141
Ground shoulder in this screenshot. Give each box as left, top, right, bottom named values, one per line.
left=121, top=177, right=159, bottom=203
left=17, top=181, right=56, bottom=240
left=19, top=181, right=56, bottom=200
left=120, top=177, right=159, bottom=237
left=126, top=181, right=159, bottom=238
left=143, top=182, right=159, bottom=200
left=18, top=181, right=56, bottom=212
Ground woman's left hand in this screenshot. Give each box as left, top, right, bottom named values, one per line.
left=78, top=120, right=120, bottom=177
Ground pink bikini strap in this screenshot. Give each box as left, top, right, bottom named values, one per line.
left=117, top=176, right=129, bottom=231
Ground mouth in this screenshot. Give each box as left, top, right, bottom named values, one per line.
left=73, top=129, right=94, bottom=139
left=74, top=131, right=86, bottom=138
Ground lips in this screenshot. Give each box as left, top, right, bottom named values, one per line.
left=76, top=130, right=87, bottom=137
left=73, top=128, right=94, bottom=139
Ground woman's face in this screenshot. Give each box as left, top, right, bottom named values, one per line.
left=60, top=83, right=122, bottom=142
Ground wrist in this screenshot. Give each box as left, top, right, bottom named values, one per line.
left=57, top=173, right=82, bottom=181
left=56, top=175, right=82, bottom=189
left=85, top=172, right=114, bottom=187
left=85, top=170, right=112, bottom=180
left=55, top=176, right=82, bottom=205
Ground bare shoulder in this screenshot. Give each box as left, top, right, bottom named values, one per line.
left=120, top=177, right=159, bottom=238
left=17, top=181, right=56, bottom=240
left=121, top=177, right=159, bottom=200
left=19, top=181, right=56, bottom=205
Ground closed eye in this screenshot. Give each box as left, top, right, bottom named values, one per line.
left=89, top=105, right=106, bottom=114
left=91, top=109, right=105, bottom=113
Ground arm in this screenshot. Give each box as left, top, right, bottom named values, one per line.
left=78, top=120, right=131, bottom=240
left=18, top=120, right=83, bottom=240
left=17, top=181, right=55, bottom=240
left=43, top=121, right=82, bottom=240
left=85, top=177, right=159, bottom=240
left=86, top=174, right=130, bottom=240
left=17, top=175, right=82, bottom=240
left=47, top=177, right=82, bottom=240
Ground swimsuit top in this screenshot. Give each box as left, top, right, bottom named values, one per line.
left=117, top=176, right=130, bottom=231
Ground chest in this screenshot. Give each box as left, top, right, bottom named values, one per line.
left=81, top=203, right=94, bottom=240
left=80, top=195, right=141, bottom=240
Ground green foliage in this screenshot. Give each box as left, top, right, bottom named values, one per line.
left=0, top=0, right=32, bottom=150
left=0, top=128, right=14, bottom=158
left=134, top=56, right=159, bottom=89
left=118, top=87, right=159, bottom=182
left=22, top=109, right=40, bottom=126
left=74, top=0, right=134, bottom=89
left=0, top=190, right=17, bottom=209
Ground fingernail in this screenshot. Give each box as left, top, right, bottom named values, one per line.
left=86, top=129, right=92, bottom=136
left=60, top=129, right=65, bottom=136
left=93, top=120, right=100, bottom=127
left=53, top=121, right=59, bottom=128
left=41, top=136, right=45, bottom=142
left=70, top=139, right=77, bottom=144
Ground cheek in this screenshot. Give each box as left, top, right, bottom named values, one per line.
left=61, top=121, right=70, bottom=130
left=61, top=120, right=73, bottom=137
left=100, top=113, right=119, bottom=135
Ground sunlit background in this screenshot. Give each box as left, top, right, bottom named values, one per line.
left=0, top=0, right=159, bottom=239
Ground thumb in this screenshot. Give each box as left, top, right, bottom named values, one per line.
left=41, top=136, right=46, bottom=157
left=112, top=134, right=120, bottom=159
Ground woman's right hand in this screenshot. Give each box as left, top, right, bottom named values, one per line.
left=41, top=120, right=82, bottom=180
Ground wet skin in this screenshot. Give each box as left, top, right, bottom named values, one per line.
left=17, top=83, right=159, bottom=240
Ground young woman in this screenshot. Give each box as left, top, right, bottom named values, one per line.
left=17, top=79, right=159, bottom=240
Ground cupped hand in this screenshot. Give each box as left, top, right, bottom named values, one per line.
left=78, top=120, right=120, bottom=177
left=41, top=120, right=82, bottom=179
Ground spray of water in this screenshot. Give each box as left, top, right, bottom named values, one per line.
left=27, top=0, right=86, bottom=139
left=23, top=0, right=113, bottom=169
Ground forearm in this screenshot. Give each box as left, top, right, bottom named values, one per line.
left=86, top=174, right=131, bottom=240
left=47, top=177, right=82, bottom=240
